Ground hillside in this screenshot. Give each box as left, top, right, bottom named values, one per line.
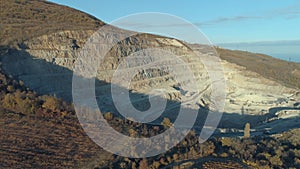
left=0, top=0, right=300, bottom=168
left=1, top=1, right=299, bottom=90
left=216, top=47, right=300, bottom=89
left=0, top=0, right=104, bottom=46
left=1, top=65, right=300, bottom=168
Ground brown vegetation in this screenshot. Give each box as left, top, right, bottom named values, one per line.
left=244, top=122, right=250, bottom=139
left=4, top=61, right=299, bottom=168
left=0, top=0, right=104, bottom=47
left=217, top=47, right=300, bottom=89
left=0, top=67, right=113, bottom=168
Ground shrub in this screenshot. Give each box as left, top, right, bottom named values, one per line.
left=42, top=96, right=60, bottom=111
left=2, top=91, right=37, bottom=114
left=244, top=123, right=250, bottom=139
left=161, top=117, right=172, bottom=128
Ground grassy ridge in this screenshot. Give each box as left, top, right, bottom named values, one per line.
left=0, top=0, right=104, bottom=46
left=217, top=47, right=300, bottom=89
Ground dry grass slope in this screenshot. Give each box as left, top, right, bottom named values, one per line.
left=217, top=47, right=300, bottom=89
left=0, top=0, right=104, bottom=46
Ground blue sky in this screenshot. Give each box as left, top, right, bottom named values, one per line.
left=49, top=0, right=300, bottom=61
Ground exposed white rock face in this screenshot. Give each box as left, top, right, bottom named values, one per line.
left=190, top=45, right=299, bottom=114
left=218, top=59, right=300, bottom=131
left=2, top=29, right=211, bottom=119
left=222, top=60, right=297, bottom=114
left=2, top=29, right=299, bottom=133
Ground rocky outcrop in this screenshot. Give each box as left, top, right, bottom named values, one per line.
left=2, top=28, right=211, bottom=122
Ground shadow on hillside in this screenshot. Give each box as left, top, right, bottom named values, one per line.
left=269, top=106, right=300, bottom=115
left=1, top=48, right=300, bottom=137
